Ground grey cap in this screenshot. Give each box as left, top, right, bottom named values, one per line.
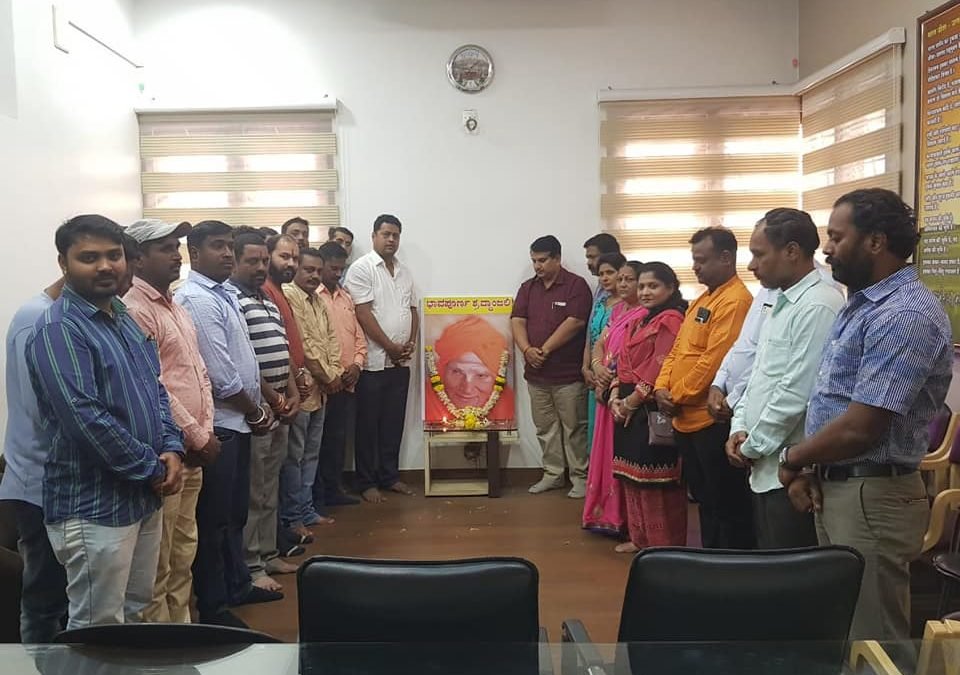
left=125, top=219, right=192, bottom=244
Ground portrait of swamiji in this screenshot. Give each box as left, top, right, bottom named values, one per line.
left=425, top=315, right=515, bottom=424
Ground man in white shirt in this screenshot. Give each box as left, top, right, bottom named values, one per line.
left=725, top=209, right=844, bottom=548
left=342, top=214, right=418, bottom=503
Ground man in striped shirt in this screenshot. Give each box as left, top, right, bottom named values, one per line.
left=779, top=189, right=953, bottom=639
left=27, top=215, right=185, bottom=628
left=230, top=231, right=301, bottom=591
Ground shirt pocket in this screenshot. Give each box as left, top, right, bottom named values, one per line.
left=688, top=321, right=711, bottom=350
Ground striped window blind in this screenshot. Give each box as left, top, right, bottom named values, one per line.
left=800, top=46, right=902, bottom=229
left=599, top=96, right=801, bottom=294
left=137, top=110, right=339, bottom=247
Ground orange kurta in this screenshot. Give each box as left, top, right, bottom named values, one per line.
left=654, top=276, right=752, bottom=433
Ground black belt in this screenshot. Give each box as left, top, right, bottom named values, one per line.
left=816, top=462, right=917, bottom=482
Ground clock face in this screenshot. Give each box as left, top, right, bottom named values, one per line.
left=447, top=45, right=494, bottom=93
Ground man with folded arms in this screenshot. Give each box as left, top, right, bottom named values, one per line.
left=27, top=215, right=184, bottom=628
left=123, top=219, right=217, bottom=623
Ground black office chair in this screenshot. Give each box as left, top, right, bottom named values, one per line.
left=562, top=546, right=864, bottom=675
left=297, top=555, right=551, bottom=675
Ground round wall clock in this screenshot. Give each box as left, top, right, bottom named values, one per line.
left=447, top=45, right=494, bottom=93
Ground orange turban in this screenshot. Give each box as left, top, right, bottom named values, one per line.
left=434, top=316, right=506, bottom=375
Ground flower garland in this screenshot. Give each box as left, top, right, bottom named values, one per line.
left=425, top=345, right=510, bottom=429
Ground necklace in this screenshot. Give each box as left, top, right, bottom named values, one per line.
left=425, top=346, right=510, bottom=429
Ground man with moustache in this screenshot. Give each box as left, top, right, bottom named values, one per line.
left=282, top=248, right=341, bottom=535
left=261, top=233, right=316, bottom=555
left=328, top=226, right=355, bottom=260
left=27, top=215, right=185, bottom=628
left=230, top=231, right=301, bottom=590
left=316, top=241, right=366, bottom=506
left=175, top=221, right=279, bottom=628
left=343, top=215, right=418, bottom=503
left=123, top=219, right=217, bottom=623
left=281, top=217, right=310, bottom=251
left=724, top=209, right=844, bottom=549
left=654, top=227, right=753, bottom=549
left=779, top=189, right=952, bottom=640
left=511, top=235, right=592, bottom=498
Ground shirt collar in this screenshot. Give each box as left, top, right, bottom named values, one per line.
left=536, top=267, right=569, bottom=287
left=284, top=281, right=316, bottom=302
left=62, top=285, right=127, bottom=319
left=230, top=278, right=263, bottom=300
left=859, top=265, right=917, bottom=303
left=130, top=276, right=171, bottom=304
left=780, top=268, right=822, bottom=305
left=707, top=274, right=741, bottom=297
left=188, top=269, right=226, bottom=290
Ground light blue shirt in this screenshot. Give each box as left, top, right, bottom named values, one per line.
left=806, top=265, right=952, bottom=467
left=730, top=270, right=845, bottom=493
left=0, top=292, right=55, bottom=506
left=175, top=272, right=261, bottom=433
left=712, top=261, right=839, bottom=409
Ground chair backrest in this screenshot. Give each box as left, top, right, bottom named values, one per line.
left=53, top=623, right=281, bottom=647
left=297, top=556, right=540, bottom=643
left=949, top=417, right=960, bottom=464
left=929, top=406, right=953, bottom=453
left=617, top=546, right=864, bottom=643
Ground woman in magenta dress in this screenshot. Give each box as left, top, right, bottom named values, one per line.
left=582, top=261, right=647, bottom=536
left=610, top=262, right=688, bottom=553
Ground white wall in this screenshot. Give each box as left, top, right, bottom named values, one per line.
left=0, top=0, right=142, bottom=434
left=135, top=0, right=800, bottom=469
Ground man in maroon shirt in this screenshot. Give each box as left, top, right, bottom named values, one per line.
left=511, top=236, right=592, bottom=498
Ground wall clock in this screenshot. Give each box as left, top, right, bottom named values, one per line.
left=447, top=45, right=494, bottom=93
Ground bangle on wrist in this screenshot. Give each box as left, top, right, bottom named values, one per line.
left=246, top=405, right=267, bottom=425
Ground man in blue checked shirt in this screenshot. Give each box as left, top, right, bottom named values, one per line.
left=26, top=215, right=184, bottom=629
left=778, top=189, right=953, bottom=640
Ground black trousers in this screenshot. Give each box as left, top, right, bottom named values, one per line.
left=354, top=367, right=409, bottom=492
left=753, top=488, right=818, bottom=549
left=315, top=390, right=355, bottom=504
left=192, top=429, right=252, bottom=618
left=13, top=501, right=68, bottom=643
left=676, top=423, right=754, bottom=549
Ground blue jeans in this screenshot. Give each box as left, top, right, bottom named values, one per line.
left=280, top=408, right=325, bottom=528
left=13, top=501, right=67, bottom=642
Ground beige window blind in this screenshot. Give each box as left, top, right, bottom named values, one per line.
left=800, top=46, right=902, bottom=227
left=137, top=110, right=339, bottom=246
left=600, top=96, right=801, bottom=291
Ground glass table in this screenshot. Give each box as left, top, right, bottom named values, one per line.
left=1, top=640, right=953, bottom=675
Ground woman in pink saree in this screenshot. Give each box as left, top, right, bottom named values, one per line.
left=582, top=261, right=648, bottom=536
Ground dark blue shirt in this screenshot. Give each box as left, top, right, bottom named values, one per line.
left=26, top=286, right=184, bottom=526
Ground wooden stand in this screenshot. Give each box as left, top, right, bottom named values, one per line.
left=423, top=430, right=507, bottom=498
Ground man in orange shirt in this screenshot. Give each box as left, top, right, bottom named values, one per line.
left=654, top=227, right=753, bottom=549
left=316, top=241, right=366, bottom=506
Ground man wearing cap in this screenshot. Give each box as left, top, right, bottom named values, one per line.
left=123, top=219, right=218, bottom=624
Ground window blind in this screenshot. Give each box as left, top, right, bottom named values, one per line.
left=137, top=110, right=339, bottom=247
left=800, top=46, right=902, bottom=227
left=600, top=96, right=801, bottom=292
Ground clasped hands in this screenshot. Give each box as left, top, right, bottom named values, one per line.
left=151, top=451, right=184, bottom=497
left=524, top=345, right=550, bottom=369
left=387, top=340, right=415, bottom=367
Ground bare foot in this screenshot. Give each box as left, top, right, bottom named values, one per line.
left=614, top=542, right=639, bottom=554
left=265, top=558, right=298, bottom=575
left=386, top=481, right=415, bottom=496
left=253, top=575, right=283, bottom=592
left=306, top=515, right=336, bottom=526
left=362, top=487, right=385, bottom=503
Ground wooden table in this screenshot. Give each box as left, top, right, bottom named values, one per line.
left=423, top=429, right=514, bottom=498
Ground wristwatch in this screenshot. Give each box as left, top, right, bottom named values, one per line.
left=778, top=445, right=804, bottom=472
